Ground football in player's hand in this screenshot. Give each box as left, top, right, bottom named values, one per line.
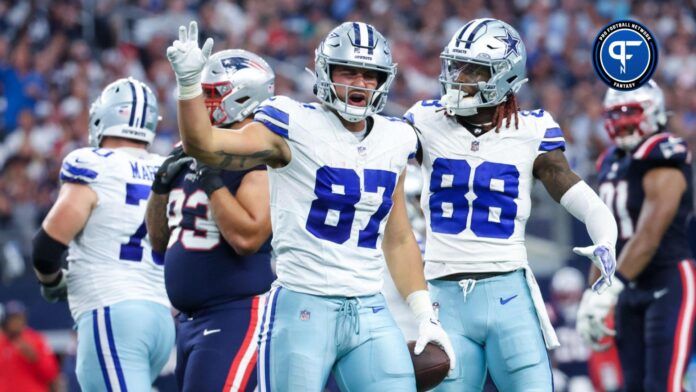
left=408, top=341, right=450, bottom=391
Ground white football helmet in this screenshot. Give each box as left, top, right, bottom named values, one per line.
left=202, top=49, right=275, bottom=127
left=440, top=18, right=528, bottom=116
left=314, top=22, right=397, bottom=122
left=603, top=79, right=667, bottom=150
left=88, top=77, right=159, bottom=147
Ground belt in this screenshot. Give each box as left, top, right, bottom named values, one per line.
left=436, top=270, right=516, bottom=282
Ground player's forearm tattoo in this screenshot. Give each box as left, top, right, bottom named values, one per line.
left=214, top=149, right=274, bottom=170
left=533, top=149, right=581, bottom=202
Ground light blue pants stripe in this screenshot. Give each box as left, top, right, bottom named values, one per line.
left=76, top=300, right=175, bottom=392
left=257, top=286, right=415, bottom=392
left=429, top=270, right=553, bottom=392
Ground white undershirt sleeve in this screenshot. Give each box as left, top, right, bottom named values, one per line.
left=560, top=181, right=618, bottom=249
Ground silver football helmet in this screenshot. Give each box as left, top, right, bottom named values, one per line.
left=202, top=49, right=275, bottom=127
left=314, top=22, right=397, bottom=122
left=440, top=18, right=528, bottom=116
left=88, top=77, right=159, bottom=147
left=603, top=79, right=667, bottom=150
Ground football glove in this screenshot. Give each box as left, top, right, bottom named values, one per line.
left=576, top=280, right=624, bottom=351
left=573, top=244, right=616, bottom=293
left=166, top=21, right=214, bottom=96
left=152, top=146, right=194, bottom=194
left=414, top=315, right=457, bottom=371
left=195, top=161, right=225, bottom=197
left=40, top=269, right=68, bottom=303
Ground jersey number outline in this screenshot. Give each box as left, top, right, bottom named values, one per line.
left=429, top=158, right=519, bottom=238
left=120, top=183, right=162, bottom=264
left=306, top=166, right=396, bottom=249
left=167, top=189, right=221, bottom=251
left=598, top=180, right=633, bottom=239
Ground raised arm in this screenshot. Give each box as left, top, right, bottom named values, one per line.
left=167, top=21, right=290, bottom=170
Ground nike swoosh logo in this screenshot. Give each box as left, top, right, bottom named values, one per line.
left=203, top=328, right=221, bottom=336
left=75, top=158, right=88, bottom=164
left=500, top=295, right=518, bottom=305
left=653, top=288, right=669, bottom=299
left=371, top=306, right=385, bottom=313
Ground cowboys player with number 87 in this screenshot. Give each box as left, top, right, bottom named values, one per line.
left=405, top=18, right=618, bottom=390
left=166, top=21, right=455, bottom=391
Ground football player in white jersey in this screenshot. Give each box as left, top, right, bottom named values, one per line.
left=166, top=21, right=455, bottom=391
left=404, top=19, right=618, bottom=391
left=32, top=78, right=175, bottom=391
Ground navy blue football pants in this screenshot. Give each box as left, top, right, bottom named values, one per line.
left=615, top=259, right=696, bottom=392
left=176, top=295, right=265, bottom=392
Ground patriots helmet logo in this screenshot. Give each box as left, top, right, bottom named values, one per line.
left=220, top=57, right=267, bottom=72
left=495, top=29, right=520, bottom=57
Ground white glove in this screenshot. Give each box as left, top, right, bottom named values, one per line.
left=166, top=21, right=214, bottom=99
left=407, top=290, right=456, bottom=370
left=414, top=314, right=457, bottom=371
left=573, top=244, right=616, bottom=293
left=576, top=281, right=624, bottom=351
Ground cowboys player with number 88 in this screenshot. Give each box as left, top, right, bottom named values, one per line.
left=166, top=21, right=455, bottom=391
left=405, top=18, right=618, bottom=390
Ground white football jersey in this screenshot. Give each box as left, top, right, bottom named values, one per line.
left=405, top=101, right=566, bottom=279
left=60, top=147, right=169, bottom=320
left=254, top=96, right=418, bottom=297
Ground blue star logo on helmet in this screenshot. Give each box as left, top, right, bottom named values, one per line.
left=495, top=29, right=520, bottom=57
left=592, top=20, right=658, bottom=91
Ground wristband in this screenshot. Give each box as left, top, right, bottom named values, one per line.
left=178, top=83, right=203, bottom=100
left=407, top=290, right=435, bottom=322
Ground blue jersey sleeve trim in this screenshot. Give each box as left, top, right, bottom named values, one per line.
left=538, top=140, right=566, bottom=152
left=255, top=105, right=289, bottom=126
left=543, top=127, right=563, bottom=139
left=61, top=162, right=98, bottom=180
left=59, top=173, right=89, bottom=184
left=254, top=105, right=290, bottom=139
left=256, top=118, right=289, bottom=138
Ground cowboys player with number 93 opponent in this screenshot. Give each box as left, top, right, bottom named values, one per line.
left=577, top=80, right=695, bottom=391
left=32, top=78, right=174, bottom=391
left=405, top=18, right=618, bottom=391
left=145, top=48, right=275, bottom=392
left=166, top=21, right=455, bottom=391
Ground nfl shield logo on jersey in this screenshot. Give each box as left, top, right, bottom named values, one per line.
left=299, top=310, right=311, bottom=321
left=471, top=141, right=480, bottom=152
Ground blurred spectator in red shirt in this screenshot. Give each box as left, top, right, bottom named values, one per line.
left=0, top=301, right=59, bottom=392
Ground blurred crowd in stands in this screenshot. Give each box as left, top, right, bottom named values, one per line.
left=2, top=1, right=696, bottom=391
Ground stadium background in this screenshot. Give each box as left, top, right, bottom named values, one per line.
left=0, top=0, right=695, bottom=390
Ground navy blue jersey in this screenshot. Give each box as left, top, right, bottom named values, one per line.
left=596, top=132, right=693, bottom=282
left=164, top=162, right=273, bottom=313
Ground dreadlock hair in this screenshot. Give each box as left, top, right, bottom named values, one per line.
left=492, top=93, right=519, bottom=132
